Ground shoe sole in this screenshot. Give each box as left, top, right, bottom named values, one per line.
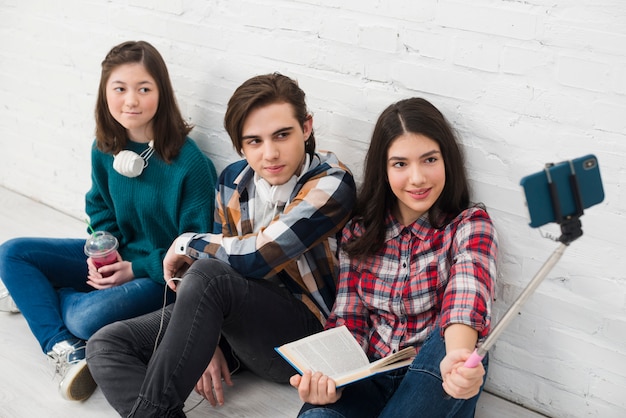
left=59, top=359, right=97, bottom=401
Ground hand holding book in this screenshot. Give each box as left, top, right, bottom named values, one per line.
left=276, top=325, right=415, bottom=388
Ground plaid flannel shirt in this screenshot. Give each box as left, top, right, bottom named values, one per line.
left=187, top=150, right=356, bottom=322
left=326, top=207, right=498, bottom=361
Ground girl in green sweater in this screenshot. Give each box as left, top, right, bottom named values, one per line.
left=0, top=41, right=216, bottom=402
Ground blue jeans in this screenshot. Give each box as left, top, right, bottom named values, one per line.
left=86, top=258, right=324, bottom=418
left=0, top=237, right=169, bottom=353
left=299, top=328, right=488, bottom=418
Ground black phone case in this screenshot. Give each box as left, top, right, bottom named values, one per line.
left=520, top=154, right=604, bottom=228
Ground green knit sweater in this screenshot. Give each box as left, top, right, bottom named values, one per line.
left=85, top=137, right=217, bottom=283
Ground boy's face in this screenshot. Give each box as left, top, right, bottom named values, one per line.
left=240, top=102, right=312, bottom=186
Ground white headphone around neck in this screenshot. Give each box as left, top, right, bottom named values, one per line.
left=255, top=175, right=298, bottom=206
left=253, top=154, right=311, bottom=206
left=113, top=140, right=155, bottom=178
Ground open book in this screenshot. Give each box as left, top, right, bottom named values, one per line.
left=275, top=325, right=415, bottom=387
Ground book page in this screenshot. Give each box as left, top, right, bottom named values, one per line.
left=371, top=346, right=416, bottom=368
left=281, top=326, right=369, bottom=376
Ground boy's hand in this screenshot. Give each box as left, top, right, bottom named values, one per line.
left=195, top=347, right=234, bottom=407
left=163, top=240, right=193, bottom=290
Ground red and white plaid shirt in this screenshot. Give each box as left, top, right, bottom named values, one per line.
left=325, top=206, right=498, bottom=361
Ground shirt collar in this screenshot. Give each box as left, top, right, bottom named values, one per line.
left=384, top=210, right=435, bottom=242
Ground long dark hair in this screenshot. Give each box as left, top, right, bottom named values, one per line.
left=344, top=97, right=471, bottom=258
left=224, top=73, right=316, bottom=156
left=94, top=40, right=192, bottom=162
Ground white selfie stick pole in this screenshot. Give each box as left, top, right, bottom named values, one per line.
left=464, top=243, right=568, bottom=367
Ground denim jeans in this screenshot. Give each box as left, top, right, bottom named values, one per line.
left=86, top=258, right=324, bottom=418
left=299, top=327, right=488, bottom=418
left=0, top=237, right=168, bottom=353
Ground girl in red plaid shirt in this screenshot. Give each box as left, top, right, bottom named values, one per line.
left=291, top=98, right=498, bottom=417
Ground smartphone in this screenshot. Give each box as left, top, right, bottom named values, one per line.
left=520, top=154, right=604, bottom=228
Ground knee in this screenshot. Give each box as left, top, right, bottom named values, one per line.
left=0, top=238, right=31, bottom=282
left=178, top=259, right=236, bottom=293
left=86, top=321, right=131, bottom=358
left=62, top=292, right=105, bottom=340
left=189, top=258, right=234, bottom=277
left=0, top=237, right=29, bottom=262
left=65, top=315, right=95, bottom=341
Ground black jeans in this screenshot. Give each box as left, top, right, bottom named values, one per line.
left=86, top=259, right=323, bottom=417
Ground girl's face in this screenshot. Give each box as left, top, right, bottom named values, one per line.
left=106, top=63, right=159, bottom=143
left=387, top=132, right=445, bottom=226
left=240, top=102, right=311, bottom=186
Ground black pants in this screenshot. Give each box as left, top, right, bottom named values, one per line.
left=86, top=259, right=323, bottom=417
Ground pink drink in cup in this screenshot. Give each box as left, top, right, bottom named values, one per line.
left=84, top=231, right=119, bottom=277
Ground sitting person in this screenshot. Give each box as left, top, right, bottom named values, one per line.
left=0, top=41, right=217, bottom=401
left=290, top=97, right=498, bottom=417
left=86, top=72, right=357, bottom=417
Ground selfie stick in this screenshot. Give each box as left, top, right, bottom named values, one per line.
left=464, top=160, right=585, bottom=368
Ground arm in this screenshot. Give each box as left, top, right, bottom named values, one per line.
left=187, top=161, right=356, bottom=279
left=85, top=143, right=120, bottom=238
left=439, top=208, right=498, bottom=341
left=439, top=208, right=498, bottom=398
left=84, top=144, right=129, bottom=288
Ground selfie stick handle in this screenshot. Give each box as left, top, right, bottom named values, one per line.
left=464, top=242, right=568, bottom=367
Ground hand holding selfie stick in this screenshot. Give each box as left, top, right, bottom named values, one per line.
left=464, top=160, right=586, bottom=369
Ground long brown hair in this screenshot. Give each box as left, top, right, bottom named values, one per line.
left=94, top=40, right=192, bottom=162
left=344, top=98, right=471, bottom=258
left=224, top=73, right=316, bottom=156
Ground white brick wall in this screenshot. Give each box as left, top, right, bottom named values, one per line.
left=1, top=1, right=624, bottom=416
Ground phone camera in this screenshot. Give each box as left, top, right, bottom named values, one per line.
left=583, top=158, right=596, bottom=170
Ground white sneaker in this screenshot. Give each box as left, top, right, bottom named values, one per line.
left=0, top=289, right=20, bottom=313
left=47, top=339, right=97, bottom=401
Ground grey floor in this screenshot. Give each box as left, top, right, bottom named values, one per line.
left=0, top=186, right=545, bottom=417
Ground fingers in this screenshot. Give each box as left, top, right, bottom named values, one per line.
left=167, top=278, right=179, bottom=291
left=197, top=372, right=218, bottom=406
left=289, top=374, right=302, bottom=388
left=86, top=257, right=96, bottom=270
left=200, top=369, right=229, bottom=407
left=220, top=357, right=234, bottom=388
left=296, top=371, right=340, bottom=405
left=86, top=272, right=115, bottom=289
left=86, top=260, right=134, bottom=289
left=211, top=373, right=225, bottom=406
left=195, top=349, right=235, bottom=408
left=442, top=362, right=485, bottom=399
left=297, top=370, right=312, bottom=395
